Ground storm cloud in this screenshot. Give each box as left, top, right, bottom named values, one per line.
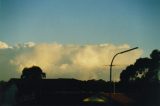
left=0, top=41, right=143, bottom=81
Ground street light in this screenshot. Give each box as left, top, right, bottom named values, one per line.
left=109, top=47, right=138, bottom=93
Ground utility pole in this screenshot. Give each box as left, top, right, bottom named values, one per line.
left=109, top=47, right=138, bottom=93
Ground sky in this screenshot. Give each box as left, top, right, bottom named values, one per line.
left=0, top=0, right=159, bottom=81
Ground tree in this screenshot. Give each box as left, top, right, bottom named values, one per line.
left=21, top=66, right=46, bottom=80
left=150, top=49, right=160, bottom=61
left=145, top=49, right=160, bottom=81
left=120, top=49, right=160, bottom=83
left=120, top=65, right=136, bottom=83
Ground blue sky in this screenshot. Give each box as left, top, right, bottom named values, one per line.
left=0, top=0, right=160, bottom=56
left=0, top=0, right=159, bottom=81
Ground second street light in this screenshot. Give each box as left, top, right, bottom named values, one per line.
left=109, top=47, right=138, bottom=93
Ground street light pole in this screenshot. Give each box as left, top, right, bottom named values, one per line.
left=109, top=47, right=138, bottom=93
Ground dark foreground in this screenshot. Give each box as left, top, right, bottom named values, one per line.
left=0, top=78, right=160, bottom=106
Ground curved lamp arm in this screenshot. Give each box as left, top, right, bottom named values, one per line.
left=109, top=47, right=138, bottom=82
left=109, top=53, right=120, bottom=82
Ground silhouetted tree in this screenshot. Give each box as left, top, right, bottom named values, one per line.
left=120, top=49, right=160, bottom=83
left=145, top=49, right=160, bottom=81
left=21, top=66, right=46, bottom=80
left=150, top=49, right=160, bottom=61
left=120, top=65, right=136, bottom=83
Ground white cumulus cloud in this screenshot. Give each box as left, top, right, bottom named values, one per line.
left=0, top=41, right=10, bottom=49
left=11, top=43, right=142, bottom=81
left=0, top=41, right=143, bottom=81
